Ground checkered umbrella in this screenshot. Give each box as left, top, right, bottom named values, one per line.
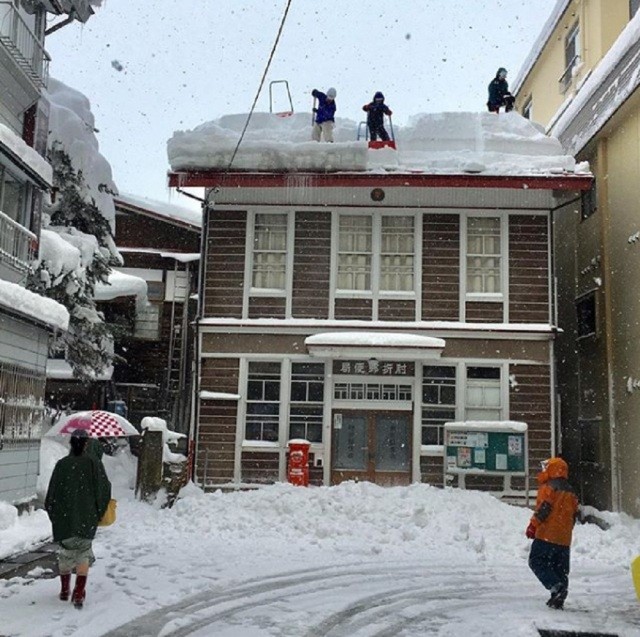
left=45, top=410, right=139, bottom=438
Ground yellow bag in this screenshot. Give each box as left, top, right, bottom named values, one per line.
left=632, top=555, right=640, bottom=600
left=98, top=499, right=117, bottom=527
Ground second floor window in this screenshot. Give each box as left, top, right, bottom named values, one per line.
left=252, top=213, right=287, bottom=291
left=0, top=165, right=32, bottom=227
left=561, top=22, right=581, bottom=92
left=337, top=214, right=415, bottom=293
left=466, top=216, right=502, bottom=295
left=522, top=98, right=532, bottom=120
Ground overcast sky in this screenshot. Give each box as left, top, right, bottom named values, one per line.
left=46, top=0, right=557, bottom=209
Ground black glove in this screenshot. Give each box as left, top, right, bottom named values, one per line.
left=312, top=108, right=318, bottom=113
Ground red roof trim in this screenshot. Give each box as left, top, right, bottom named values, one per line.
left=168, top=171, right=592, bottom=191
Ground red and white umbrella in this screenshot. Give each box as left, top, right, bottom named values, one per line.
left=46, top=410, right=139, bottom=438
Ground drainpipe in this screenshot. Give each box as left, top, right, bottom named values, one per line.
left=599, top=139, right=620, bottom=511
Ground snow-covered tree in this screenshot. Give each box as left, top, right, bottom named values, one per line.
left=27, top=79, right=121, bottom=382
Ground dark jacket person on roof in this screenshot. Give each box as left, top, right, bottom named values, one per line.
left=487, top=67, right=514, bottom=113
left=363, top=91, right=393, bottom=141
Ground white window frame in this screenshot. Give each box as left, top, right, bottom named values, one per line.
left=522, top=97, right=532, bottom=120
left=243, top=360, right=283, bottom=445
left=463, top=364, right=506, bottom=422
left=330, top=209, right=421, bottom=319
left=247, top=211, right=292, bottom=297
left=560, top=22, right=581, bottom=92
left=460, top=212, right=509, bottom=305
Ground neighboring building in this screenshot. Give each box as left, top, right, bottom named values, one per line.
left=513, top=0, right=640, bottom=514
left=0, top=0, right=93, bottom=503
left=111, top=193, right=200, bottom=432
left=168, top=111, right=590, bottom=492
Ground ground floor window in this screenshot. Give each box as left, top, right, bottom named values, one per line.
left=465, top=366, right=502, bottom=420
left=244, top=360, right=326, bottom=443
left=421, top=366, right=456, bottom=445
left=0, top=362, right=46, bottom=443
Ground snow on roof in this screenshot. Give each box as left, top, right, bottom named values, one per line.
left=444, top=421, right=528, bottom=433
left=550, top=9, right=640, bottom=151
left=0, top=123, right=53, bottom=187
left=118, top=247, right=200, bottom=262
left=46, top=358, right=113, bottom=381
left=305, top=332, right=445, bottom=349
left=94, top=269, right=148, bottom=305
left=167, top=111, right=578, bottom=176
left=47, top=78, right=118, bottom=229
left=200, top=391, right=241, bottom=400
left=511, top=0, right=571, bottom=95
left=116, top=192, right=202, bottom=228
left=0, top=280, right=69, bottom=331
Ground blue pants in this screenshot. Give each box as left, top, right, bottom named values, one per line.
left=528, top=539, right=570, bottom=592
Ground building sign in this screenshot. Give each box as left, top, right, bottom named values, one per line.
left=333, top=360, right=415, bottom=377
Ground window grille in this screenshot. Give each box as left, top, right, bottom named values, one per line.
left=421, top=366, right=456, bottom=445
left=0, top=362, right=46, bottom=444
left=465, top=367, right=502, bottom=420
left=466, top=217, right=501, bottom=294
left=252, top=214, right=288, bottom=290
left=338, top=215, right=372, bottom=290
left=245, top=362, right=281, bottom=441
left=380, top=216, right=414, bottom=291
left=289, top=362, right=324, bottom=442
left=333, top=381, right=412, bottom=402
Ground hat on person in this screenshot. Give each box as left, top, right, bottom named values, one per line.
left=326, top=87, right=337, bottom=98
left=71, top=428, right=89, bottom=440
left=374, top=91, right=385, bottom=100
left=497, top=67, right=507, bottom=77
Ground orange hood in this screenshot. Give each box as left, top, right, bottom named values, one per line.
left=537, top=457, right=569, bottom=484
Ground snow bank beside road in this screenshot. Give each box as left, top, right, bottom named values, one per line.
left=168, top=111, right=580, bottom=176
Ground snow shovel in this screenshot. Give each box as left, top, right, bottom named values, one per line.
left=631, top=555, right=640, bottom=599
left=368, top=114, right=396, bottom=150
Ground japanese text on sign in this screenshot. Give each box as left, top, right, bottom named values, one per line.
left=333, top=361, right=414, bottom=376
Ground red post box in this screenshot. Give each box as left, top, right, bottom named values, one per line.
left=287, top=439, right=310, bottom=487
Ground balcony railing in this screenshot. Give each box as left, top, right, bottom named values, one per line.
left=0, top=1, right=50, bottom=87
left=559, top=55, right=581, bottom=93
left=0, top=209, right=35, bottom=274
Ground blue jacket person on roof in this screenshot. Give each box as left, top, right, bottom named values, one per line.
left=312, top=88, right=336, bottom=142
left=487, top=68, right=514, bottom=113
left=363, top=91, right=393, bottom=141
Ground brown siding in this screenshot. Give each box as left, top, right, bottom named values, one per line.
left=248, top=296, right=286, bottom=318
left=465, top=301, right=504, bottom=322
left=197, top=358, right=240, bottom=486
left=292, top=211, right=331, bottom=318
left=509, top=363, right=552, bottom=484
left=204, top=211, right=246, bottom=318
left=509, top=215, right=550, bottom=323
left=378, top=299, right=415, bottom=321
left=422, top=214, right=459, bottom=320
left=116, top=212, right=199, bottom=252
left=334, top=297, right=372, bottom=320
left=241, top=451, right=279, bottom=484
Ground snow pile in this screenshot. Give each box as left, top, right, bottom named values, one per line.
left=0, top=279, right=69, bottom=331
left=0, top=502, right=50, bottom=560
left=47, top=78, right=118, bottom=230
left=141, top=416, right=186, bottom=463
left=168, top=112, right=368, bottom=172
left=37, top=229, right=81, bottom=279
left=94, top=269, right=148, bottom=307
left=0, top=123, right=52, bottom=186
left=168, top=111, right=579, bottom=175
left=116, top=192, right=202, bottom=228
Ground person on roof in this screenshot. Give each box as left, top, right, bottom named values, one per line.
left=311, top=87, right=337, bottom=142
left=487, top=67, right=514, bottom=113
left=363, top=92, right=393, bottom=141
left=525, top=457, right=580, bottom=610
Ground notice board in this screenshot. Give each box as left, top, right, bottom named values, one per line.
left=444, top=422, right=527, bottom=475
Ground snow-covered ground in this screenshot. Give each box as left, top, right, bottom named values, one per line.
left=1, top=446, right=639, bottom=636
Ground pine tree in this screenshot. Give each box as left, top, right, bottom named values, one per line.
left=28, top=143, right=120, bottom=382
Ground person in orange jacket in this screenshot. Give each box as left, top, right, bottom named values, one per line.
left=526, top=457, right=580, bottom=609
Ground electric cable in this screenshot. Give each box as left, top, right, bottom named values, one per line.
left=226, top=0, right=294, bottom=172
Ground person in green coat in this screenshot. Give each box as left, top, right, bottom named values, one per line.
left=45, top=429, right=111, bottom=608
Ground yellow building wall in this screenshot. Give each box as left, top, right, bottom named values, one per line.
left=603, top=111, right=640, bottom=515
left=515, top=0, right=630, bottom=128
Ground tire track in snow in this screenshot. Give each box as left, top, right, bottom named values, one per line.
left=101, top=562, right=640, bottom=637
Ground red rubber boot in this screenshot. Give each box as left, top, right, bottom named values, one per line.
left=71, top=575, right=87, bottom=609
left=59, top=573, right=71, bottom=601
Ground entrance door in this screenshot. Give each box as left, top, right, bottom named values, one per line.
left=332, top=411, right=411, bottom=486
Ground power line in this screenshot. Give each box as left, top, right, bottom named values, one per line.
left=226, top=0, right=294, bottom=172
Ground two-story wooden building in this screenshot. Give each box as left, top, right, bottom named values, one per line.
left=168, top=111, right=591, bottom=493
